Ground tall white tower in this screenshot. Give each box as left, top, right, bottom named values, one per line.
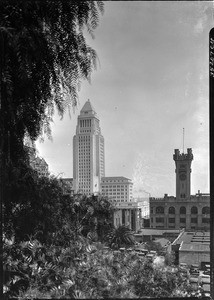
left=73, top=100, right=105, bottom=195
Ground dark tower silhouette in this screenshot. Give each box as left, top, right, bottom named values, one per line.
left=173, top=148, right=193, bottom=200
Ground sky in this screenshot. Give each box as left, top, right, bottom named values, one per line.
left=36, top=1, right=213, bottom=198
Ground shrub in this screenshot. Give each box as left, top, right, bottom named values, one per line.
left=3, top=237, right=196, bottom=299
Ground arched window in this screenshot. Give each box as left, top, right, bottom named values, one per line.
left=191, top=206, right=198, bottom=214
left=180, top=206, right=186, bottom=214
left=168, top=207, right=175, bottom=214
left=156, top=206, right=164, bottom=214
left=202, top=207, right=210, bottom=215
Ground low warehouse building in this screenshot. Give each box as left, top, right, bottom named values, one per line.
left=171, top=231, right=210, bottom=267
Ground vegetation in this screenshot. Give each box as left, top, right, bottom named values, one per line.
left=1, top=1, right=104, bottom=155
left=144, top=240, right=165, bottom=255
left=2, top=158, right=115, bottom=244
left=2, top=162, right=197, bottom=298
left=1, top=0, right=104, bottom=244
left=4, top=237, right=195, bottom=299
left=0, top=1, right=104, bottom=239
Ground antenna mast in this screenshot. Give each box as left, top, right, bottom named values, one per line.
left=183, top=128, right=185, bottom=153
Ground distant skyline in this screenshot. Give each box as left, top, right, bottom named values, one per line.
left=36, top=1, right=212, bottom=197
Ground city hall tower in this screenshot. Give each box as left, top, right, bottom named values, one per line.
left=73, top=100, right=105, bottom=195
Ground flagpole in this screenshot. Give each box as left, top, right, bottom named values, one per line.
left=183, top=128, right=185, bottom=153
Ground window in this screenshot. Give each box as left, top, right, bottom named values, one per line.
left=168, top=218, right=175, bottom=223
left=180, top=218, right=186, bottom=223
left=180, top=206, right=186, bottom=214
left=122, top=210, right=125, bottom=225
left=202, top=207, right=210, bottom=215
left=156, top=206, right=164, bottom=214
left=168, top=207, right=175, bottom=214
left=191, top=206, right=198, bottom=214
left=202, top=218, right=210, bottom=224
left=156, top=217, right=164, bottom=223
left=191, top=218, right=197, bottom=223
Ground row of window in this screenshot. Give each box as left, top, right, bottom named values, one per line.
left=79, top=129, right=91, bottom=133
left=102, top=185, right=131, bottom=188
left=79, top=152, right=91, bottom=155
left=79, top=135, right=91, bottom=139
left=80, top=119, right=92, bottom=127
left=152, top=206, right=210, bottom=215
left=78, top=145, right=89, bottom=149
left=106, top=194, right=132, bottom=197
left=102, top=180, right=131, bottom=183
left=154, top=217, right=210, bottom=224
left=102, top=188, right=129, bottom=192
left=107, top=196, right=128, bottom=199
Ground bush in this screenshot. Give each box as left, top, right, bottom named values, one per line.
left=3, top=237, right=196, bottom=299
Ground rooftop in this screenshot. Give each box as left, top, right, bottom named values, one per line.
left=179, top=242, right=210, bottom=252
left=172, top=231, right=210, bottom=246
left=150, top=193, right=210, bottom=202
left=137, top=228, right=181, bottom=236
left=101, top=176, right=132, bottom=181
left=80, top=99, right=96, bottom=115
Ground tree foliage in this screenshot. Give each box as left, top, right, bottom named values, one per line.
left=0, top=0, right=104, bottom=164
left=1, top=1, right=104, bottom=253
left=3, top=159, right=67, bottom=242
left=2, top=154, right=117, bottom=247
left=105, top=225, right=136, bottom=249
left=3, top=238, right=197, bottom=299
left=144, top=240, right=165, bottom=255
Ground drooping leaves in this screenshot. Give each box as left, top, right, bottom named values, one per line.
left=0, top=1, right=104, bottom=166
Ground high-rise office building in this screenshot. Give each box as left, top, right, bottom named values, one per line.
left=101, top=176, right=133, bottom=202
left=73, top=100, right=105, bottom=195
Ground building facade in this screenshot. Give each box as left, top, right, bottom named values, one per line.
left=100, top=177, right=142, bottom=232
left=59, top=178, right=74, bottom=196
left=26, top=144, right=49, bottom=177
left=31, top=156, right=49, bottom=177
left=101, top=176, right=133, bottom=202
left=73, top=100, right=105, bottom=195
left=133, top=197, right=150, bottom=219
left=150, top=148, right=210, bottom=230
left=171, top=231, right=210, bottom=266
left=112, top=201, right=141, bottom=232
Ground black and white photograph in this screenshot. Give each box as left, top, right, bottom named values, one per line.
left=1, top=1, right=212, bottom=298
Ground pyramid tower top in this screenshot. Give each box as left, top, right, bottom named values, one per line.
left=80, top=99, right=96, bottom=115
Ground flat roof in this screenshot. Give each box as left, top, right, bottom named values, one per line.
left=137, top=229, right=181, bottom=236
left=172, top=231, right=210, bottom=245
left=179, top=243, right=210, bottom=252
left=101, top=176, right=132, bottom=181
